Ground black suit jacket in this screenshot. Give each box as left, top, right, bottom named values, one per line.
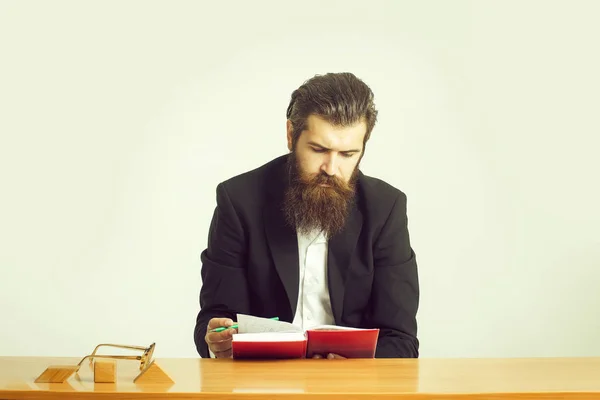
left=194, top=154, right=419, bottom=358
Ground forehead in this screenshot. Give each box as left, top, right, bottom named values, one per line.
left=302, top=115, right=366, bottom=150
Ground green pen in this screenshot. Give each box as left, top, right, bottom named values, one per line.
left=211, top=317, right=279, bottom=332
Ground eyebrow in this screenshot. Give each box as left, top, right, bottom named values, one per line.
left=307, top=141, right=362, bottom=153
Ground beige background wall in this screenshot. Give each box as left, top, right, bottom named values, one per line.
left=1, top=0, right=599, bottom=357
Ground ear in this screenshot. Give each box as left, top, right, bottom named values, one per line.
left=286, top=120, right=293, bottom=151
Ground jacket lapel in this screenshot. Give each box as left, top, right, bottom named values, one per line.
left=327, top=203, right=363, bottom=324
left=263, top=156, right=300, bottom=319
left=264, top=203, right=299, bottom=319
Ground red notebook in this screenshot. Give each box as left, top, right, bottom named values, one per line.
left=305, top=326, right=379, bottom=358
left=232, top=332, right=308, bottom=359
left=231, top=314, right=379, bottom=359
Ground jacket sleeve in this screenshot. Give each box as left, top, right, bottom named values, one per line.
left=194, top=183, right=251, bottom=357
left=370, top=191, right=420, bottom=358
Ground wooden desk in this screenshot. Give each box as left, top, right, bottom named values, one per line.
left=1, top=357, right=599, bottom=399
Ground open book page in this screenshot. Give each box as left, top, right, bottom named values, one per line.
left=308, top=324, right=369, bottom=331
left=236, top=314, right=303, bottom=334
left=232, top=332, right=306, bottom=342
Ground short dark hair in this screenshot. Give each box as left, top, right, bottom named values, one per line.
left=286, top=72, right=378, bottom=149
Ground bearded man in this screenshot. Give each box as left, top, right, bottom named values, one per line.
left=194, top=72, right=419, bottom=359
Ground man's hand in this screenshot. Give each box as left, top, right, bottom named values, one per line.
left=205, top=318, right=237, bottom=358
left=312, top=353, right=346, bottom=359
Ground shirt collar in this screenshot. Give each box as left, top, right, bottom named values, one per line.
left=298, top=228, right=327, bottom=245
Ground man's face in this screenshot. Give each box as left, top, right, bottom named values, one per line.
left=283, top=115, right=367, bottom=237
left=287, top=115, right=366, bottom=183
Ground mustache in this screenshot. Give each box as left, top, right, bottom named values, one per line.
left=303, top=172, right=349, bottom=190
left=313, top=173, right=339, bottom=185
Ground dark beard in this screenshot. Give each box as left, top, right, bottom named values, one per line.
left=283, top=152, right=358, bottom=238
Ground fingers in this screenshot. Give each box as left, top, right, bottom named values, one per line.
left=205, top=317, right=237, bottom=358
left=206, top=326, right=237, bottom=344
left=207, top=317, right=234, bottom=330
left=312, top=353, right=346, bottom=359
left=212, top=348, right=233, bottom=359
left=206, top=328, right=237, bottom=352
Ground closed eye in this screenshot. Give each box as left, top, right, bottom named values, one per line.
left=310, top=145, right=358, bottom=158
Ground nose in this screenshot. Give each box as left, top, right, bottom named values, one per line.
left=321, top=153, right=337, bottom=176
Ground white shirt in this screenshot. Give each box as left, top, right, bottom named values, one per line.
left=291, top=229, right=335, bottom=330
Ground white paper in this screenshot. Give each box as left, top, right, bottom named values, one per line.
left=309, top=324, right=365, bottom=331
left=232, top=332, right=306, bottom=342
left=236, top=313, right=302, bottom=334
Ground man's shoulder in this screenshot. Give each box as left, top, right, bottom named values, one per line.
left=357, top=171, right=409, bottom=224
left=217, top=154, right=287, bottom=198
left=358, top=171, right=406, bottom=203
